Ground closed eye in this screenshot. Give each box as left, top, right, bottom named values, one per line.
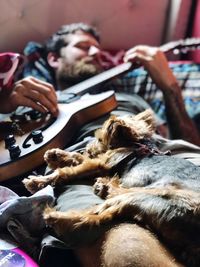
left=75, top=42, right=100, bottom=51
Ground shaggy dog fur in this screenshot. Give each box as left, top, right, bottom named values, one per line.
left=23, top=109, right=200, bottom=267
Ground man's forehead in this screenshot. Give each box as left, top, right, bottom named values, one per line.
left=64, top=30, right=99, bottom=46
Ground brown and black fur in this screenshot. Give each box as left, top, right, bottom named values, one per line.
left=23, top=109, right=200, bottom=267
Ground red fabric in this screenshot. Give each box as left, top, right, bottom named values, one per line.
left=99, top=50, right=125, bottom=69
left=0, top=52, right=24, bottom=92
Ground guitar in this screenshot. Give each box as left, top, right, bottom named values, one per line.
left=0, top=91, right=117, bottom=181
left=0, top=37, right=200, bottom=181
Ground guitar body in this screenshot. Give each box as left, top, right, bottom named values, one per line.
left=0, top=91, right=117, bottom=181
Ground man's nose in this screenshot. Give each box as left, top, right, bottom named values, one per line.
left=88, top=45, right=100, bottom=56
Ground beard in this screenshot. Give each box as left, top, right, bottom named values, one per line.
left=56, top=58, right=103, bottom=90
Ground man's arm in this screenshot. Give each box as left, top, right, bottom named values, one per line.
left=124, top=45, right=200, bottom=146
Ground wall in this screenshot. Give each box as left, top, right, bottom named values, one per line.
left=0, top=0, right=191, bottom=53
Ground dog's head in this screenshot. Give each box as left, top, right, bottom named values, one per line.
left=95, top=109, right=156, bottom=149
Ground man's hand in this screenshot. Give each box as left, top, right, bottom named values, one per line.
left=1, top=77, right=58, bottom=116
left=124, top=45, right=177, bottom=91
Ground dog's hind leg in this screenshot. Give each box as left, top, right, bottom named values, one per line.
left=44, top=187, right=200, bottom=266
left=75, top=223, right=184, bottom=267
left=99, top=223, right=184, bottom=267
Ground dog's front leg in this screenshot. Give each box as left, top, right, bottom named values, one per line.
left=23, top=158, right=111, bottom=193
left=23, top=170, right=60, bottom=194
left=44, top=148, right=85, bottom=169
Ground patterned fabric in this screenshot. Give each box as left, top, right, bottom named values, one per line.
left=23, top=42, right=55, bottom=86
left=111, top=62, right=200, bottom=122
left=0, top=53, right=24, bottom=92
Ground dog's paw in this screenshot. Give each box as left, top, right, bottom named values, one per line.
left=94, top=199, right=115, bottom=214
left=93, top=177, right=111, bottom=199
left=44, top=149, right=84, bottom=169
left=43, top=207, right=60, bottom=228
left=44, top=148, right=68, bottom=169
left=23, top=175, right=48, bottom=194
left=93, top=176, right=121, bottom=199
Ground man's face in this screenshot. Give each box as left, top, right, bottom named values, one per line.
left=55, top=30, right=103, bottom=88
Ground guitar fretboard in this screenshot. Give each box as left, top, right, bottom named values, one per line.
left=62, top=37, right=200, bottom=96
left=65, top=62, right=132, bottom=95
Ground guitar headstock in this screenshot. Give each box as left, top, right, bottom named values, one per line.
left=160, top=37, right=200, bottom=54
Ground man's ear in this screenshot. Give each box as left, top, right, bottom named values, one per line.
left=47, top=52, right=60, bottom=69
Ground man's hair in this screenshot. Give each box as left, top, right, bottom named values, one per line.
left=45, top=23, right=100, bottom=55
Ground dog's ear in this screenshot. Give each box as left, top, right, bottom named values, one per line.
left=94, top=110, right=156, bottom=149
left=134, top=109, right=156, bottom=132
left=95, top=115, right=118, bottom=143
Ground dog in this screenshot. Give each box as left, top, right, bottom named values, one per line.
left=23, top=109, right=200, bottom=267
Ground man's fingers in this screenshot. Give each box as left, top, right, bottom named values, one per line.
left=22, top=88, right=56, bottom=115
left=123, top=52, right=151, bottom=64
left=11, top=94, right=48, bottom=114
left=22, top=78, right=57, bottom=102
left=14, top=78, right=58, bottom=116
left=29, top=77, right=57, bottom=99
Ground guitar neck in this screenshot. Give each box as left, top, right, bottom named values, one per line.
left=160, top=37, right=200, bottom=53
left=64, top=61, right=132, bottom=95
left=62, top=37, right=200, bottom=96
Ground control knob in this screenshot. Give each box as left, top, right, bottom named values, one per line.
left=31, top=130, right=44, bottom=144
left=4, top=134, right=16, bottom=149
left=8, top=144, right=21, bottom=159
